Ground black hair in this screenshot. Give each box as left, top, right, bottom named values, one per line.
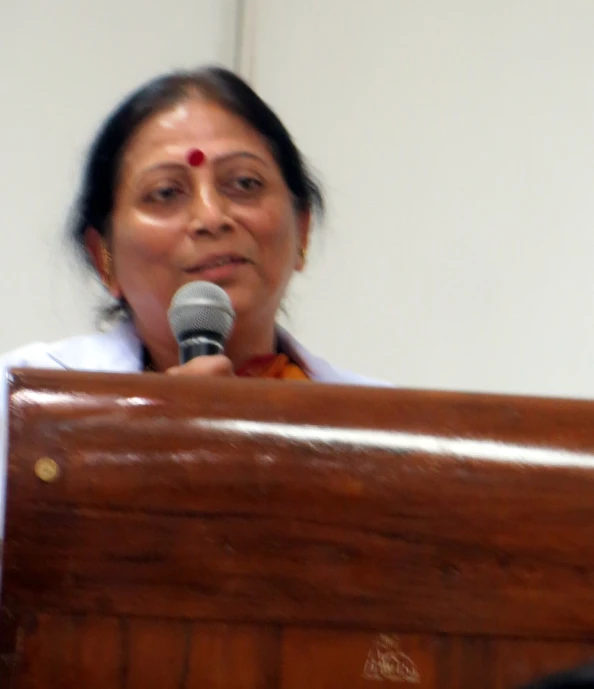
left=519, top=663, right=594, bottom=689
left=68, top=65, right=324, bottom=317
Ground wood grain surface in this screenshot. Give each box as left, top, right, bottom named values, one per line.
left=2, top=368, right=594, bottom=687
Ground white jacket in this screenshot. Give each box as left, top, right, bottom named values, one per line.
left=0, top=322, right=389, bottom=537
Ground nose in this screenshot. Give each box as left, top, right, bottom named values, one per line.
left=187, top=183, right=232, bottom=237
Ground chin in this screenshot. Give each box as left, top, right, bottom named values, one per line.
left=228, top=289, right=279, bottom=327
left=227, top=291, right=257, bottom=318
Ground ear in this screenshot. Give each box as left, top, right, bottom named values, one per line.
left=295, top=208, right=312, bottom=272
left=84, top=227, right=123, bottom=299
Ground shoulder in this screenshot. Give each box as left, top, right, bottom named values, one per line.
left=0, top=321, right=142, bottom=374
left=278, top=327, right=393, bottom=388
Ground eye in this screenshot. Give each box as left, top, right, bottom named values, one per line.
left=227, top=176, right=264, bottom=195
left=144, top=185, right=185, bottom=204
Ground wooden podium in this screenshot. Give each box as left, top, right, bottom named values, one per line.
left=2, top=368, right=594, bottom=688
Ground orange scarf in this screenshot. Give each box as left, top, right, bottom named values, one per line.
left=235, top=353, right=309, bottom=380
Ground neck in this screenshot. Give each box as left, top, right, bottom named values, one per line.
left=138, top=317, right=277, bottom=373
left=225, top=318, right=277, bottom=370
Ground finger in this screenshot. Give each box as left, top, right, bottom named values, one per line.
left=166, top=355, right=234, bottom=377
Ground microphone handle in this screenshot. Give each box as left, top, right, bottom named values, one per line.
left=180, top=334, right=225, bottom=363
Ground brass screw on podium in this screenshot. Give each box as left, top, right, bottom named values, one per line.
left=34, top=457, right=60, bottom=483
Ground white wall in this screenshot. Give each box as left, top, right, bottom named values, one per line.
left=0, top=0, right=236, bottom=350
left=244, top=0, right=594, bottom=398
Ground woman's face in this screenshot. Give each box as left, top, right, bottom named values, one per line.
left=96, top=98, right=309, bottom=349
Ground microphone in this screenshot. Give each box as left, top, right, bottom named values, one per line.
left=168, top=281, right=235, bottom=363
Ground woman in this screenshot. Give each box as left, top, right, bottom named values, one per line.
left=0, top=66, right=386, bottom=528
left=0, top=66, right=385, bottom=384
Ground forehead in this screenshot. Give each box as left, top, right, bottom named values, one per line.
left=121, top=99, right=273, bottom=167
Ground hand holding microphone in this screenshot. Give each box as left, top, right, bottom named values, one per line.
left=166, top=281, right=235, bottom=378
left=166, top=355, right=234, bottom=378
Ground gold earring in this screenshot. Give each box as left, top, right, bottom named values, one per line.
left=101, top=243, right=112, bottom=285
left=299, top=246, right=308, bottom=262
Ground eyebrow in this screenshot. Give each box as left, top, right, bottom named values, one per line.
left=141, top=151, right=267, bottom=176
left=213, top=151, right=267, bottom=165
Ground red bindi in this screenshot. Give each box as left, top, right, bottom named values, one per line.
left=187, top=148, right=205, bottom=167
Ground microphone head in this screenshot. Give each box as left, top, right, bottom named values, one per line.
left=168, top=281, right=235, bottom=344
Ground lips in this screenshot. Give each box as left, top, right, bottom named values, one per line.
left=186, top=254, right=250, bottom=274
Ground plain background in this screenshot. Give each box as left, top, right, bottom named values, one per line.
left=4, top=1, right=594, bottom=397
